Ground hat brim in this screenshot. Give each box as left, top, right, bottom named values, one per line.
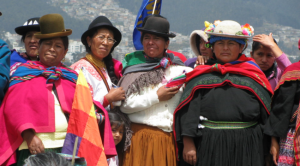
left=137, top=27, right=176, bottom=38
left=190, top=30, right=208, bottom=55
left=81, top=23, right=122, bottom=48
left=206, top=32, right=251, bottom=39
left=34, top=29, right=72, bottom=39
left=15, top=25, right=40, bottom=35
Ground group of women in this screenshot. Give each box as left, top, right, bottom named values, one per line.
left=0, top=12, right=298, bottom=166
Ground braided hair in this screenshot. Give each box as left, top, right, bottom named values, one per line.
left=84, top=28, right=119, bottom=85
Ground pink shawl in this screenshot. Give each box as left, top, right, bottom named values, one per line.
left=0, top=76, right=76, bottom=165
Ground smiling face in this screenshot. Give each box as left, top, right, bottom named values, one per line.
left=251, top=46, right=275, bottom=71
left=111, top=123, right=124, bottom=145
left=87, top=28, right=115, bottom=60
left=142, top=33, right=169, bottom=58
left=199, top=37, right=213, bottom=58
left=213, top=40, right=244, bottom=63
left=24, top=31, right=40, bottom=59
left=38, top=37, right=68, bottom=67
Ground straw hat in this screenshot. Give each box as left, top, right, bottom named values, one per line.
left=206, top=20, right=253, bottom=39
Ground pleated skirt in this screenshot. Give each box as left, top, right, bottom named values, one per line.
left=122, top=123, right=177, bottom=166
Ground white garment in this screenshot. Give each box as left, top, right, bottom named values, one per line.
left=71, top=59, right=112, bottom=110
left=107, top=155, right=119, bottom=166
left=19, top=91, right=68, bottom=150
left=120, top=65, right=193, bottom=132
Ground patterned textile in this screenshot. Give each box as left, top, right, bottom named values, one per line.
left=122, top=51, right=184, bottom=75
left=71, top=59, right=112, bottom=108
left=62, top=69, right=108, bottom=166
left=278, top=128, right=296, bottom=166
left=10, top=61, right=77, bottom=86
left=274, top=61, right=300, bottom=166
left=201, top=120, right=257, bottom=129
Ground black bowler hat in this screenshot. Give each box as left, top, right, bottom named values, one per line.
left=81, top=16, right=122, bottom=47
left=15, top=17, right=40, bottom=35
left=137, top=15, right=176, bottom=38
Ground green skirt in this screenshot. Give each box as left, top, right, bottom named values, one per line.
left=16, top=147, right=62, bottom=166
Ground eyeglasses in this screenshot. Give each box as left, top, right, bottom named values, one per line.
left=96, top=35, right=117, bottom=44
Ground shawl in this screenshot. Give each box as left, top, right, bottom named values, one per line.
left=172, top=54, right=273, bottom=160
left=273, top=61, right=300, bottom=166
left=0, top=61, right=78, bottom=165
left=10, top=50, right=27, bottom=67
left=122, top=50, right=184, bottom=75
left=119, top=51, right=184, bottom=97
left=0, top=39, right=11, bottom=105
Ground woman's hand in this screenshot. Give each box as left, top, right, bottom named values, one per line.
left=157, top=86, right=179, bottom=101
left=183, top=136, right=197, bottom=165
left=196, top=55, right=209, bottom=65
left=22, top=129, right=45, bottom=154
left=270, top=136, right=279, bottom=165
left=106, top=87, right=125, bottom=103
left=252, top=33, right=283, bottom=58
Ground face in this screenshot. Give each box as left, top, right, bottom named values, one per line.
left=111, top=123, right=124, bottom=145
left=251, top=46, right=275, bottom=71
left=199, top=37, right=213, bottom=58
left=142, top=33, right=169, bottom=58
left=213, top=40, right=244, bottom=63
left=24, top=31, right=39, bottom=59
left=87, top=28, right=115, bottom=60
left=38, top=38, right=68, bottom=67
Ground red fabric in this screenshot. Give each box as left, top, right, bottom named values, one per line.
left=94, top=101, right=117, bottom=158
left=186, top=54, right=273, bottom=94
left=0, top=75, right=76, bottom=165
left=167, top=50, right=187, bottom=62
left=275, top=61, right=300, bottom=91
left=102, top=96, right=110, bottom=108
left=274, top=61, right=300, bottom=165
left=113, top=58, right=123, bottom=79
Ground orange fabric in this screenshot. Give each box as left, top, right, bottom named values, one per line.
left=122, top=123, right=177, bottom=166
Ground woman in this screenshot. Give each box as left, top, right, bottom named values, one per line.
left=185, top=22, right=214, bottom=68
left=264, top=42, right=300, bottom=166
left=71, top=16, right=125, bottom=111
left=11, top=17, right=40, bottom=67
left=0, top=13, right=77, bottom=166
left=251, top=33, right=291, bottom=91
left=119, top=15, right=192, bottom=166
left=174, top=20, right=273, bottom=166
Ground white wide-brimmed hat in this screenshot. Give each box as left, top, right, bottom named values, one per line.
left=206, top=20, right=254, bottom=39
left=189, top=30, right=208, bottom=55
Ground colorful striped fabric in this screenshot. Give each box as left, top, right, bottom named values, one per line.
left=62, top=69, right=107, bottom=166
left=165, top=73, right=186, bottom=89
left=10, top=61, right=77, bottom=86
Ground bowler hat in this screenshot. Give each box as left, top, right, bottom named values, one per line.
left=137, top=15, right=175, bottom=38
left=15, top=17, right=40, bottom=35
left=34, top=13, right=72, bottom=39
left=81, top=16, right=122, bottom=47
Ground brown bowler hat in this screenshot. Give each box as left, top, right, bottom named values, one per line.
left=34, top=13, right=72, bottom=39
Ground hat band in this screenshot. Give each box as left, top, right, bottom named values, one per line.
left=210, top=36, right=246, bottom=45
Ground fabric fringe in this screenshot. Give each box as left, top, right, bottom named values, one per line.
left=126, top=68, right=164, bottom=97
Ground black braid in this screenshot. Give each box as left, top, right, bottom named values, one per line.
left=103, top=53, right=119, bottom=85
